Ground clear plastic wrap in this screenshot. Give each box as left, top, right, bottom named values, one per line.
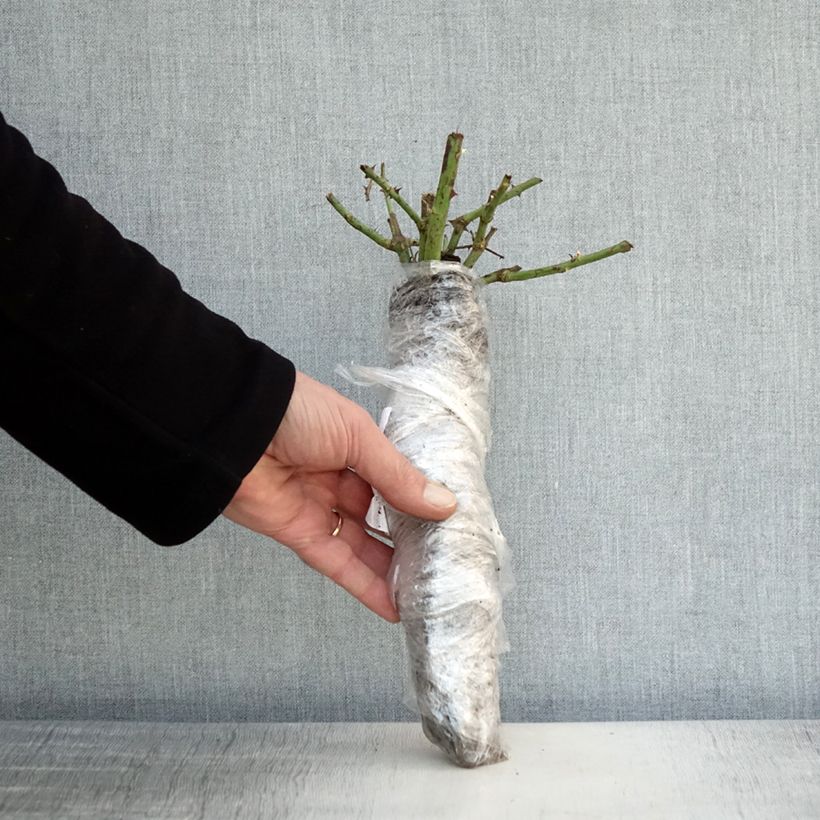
left=337, top=259, right=515, bottom=768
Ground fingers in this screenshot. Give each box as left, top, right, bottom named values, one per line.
left=276, top=494, right=399, bottom=623
left=348, top=411, right=458, bottom=522
left=336, top=467, right=377, bottom=522
left=301, top=468, right=374, bottom=524
left=338, top=514, right=394, bottom=578
left=301, top=535, right=399, bottom=623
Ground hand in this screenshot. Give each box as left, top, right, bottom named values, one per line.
left=223, top=370, right=458, bottom=622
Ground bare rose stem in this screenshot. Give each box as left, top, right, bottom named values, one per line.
left=480, top=240, right=634, bottom=285
left=443, top=176, right=543, bottom=258
left=325, top=132, right=633, bottom=278
left=461, top=173, right=511, bottom=268
left=417, top=132, right=464, bottom=261
left=379, top=161, right=412, bottom=265
left=359, top=162, right=423, bottom=232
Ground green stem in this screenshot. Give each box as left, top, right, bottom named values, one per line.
left=462, top=175, right=511, bottom=268
left=326, top=192, right=402, bottom=253
left=360, top=164, right=423, bottom=230
left=481, top=240, right=634, bottom=284
left=418, top=132, right=464, bottom=261
left=444, top=176, right=542, bottom=256
left=380, top=162, right=412, bottom=263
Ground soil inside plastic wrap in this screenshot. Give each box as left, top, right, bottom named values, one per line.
left=338, top=260, right=513, bottom=768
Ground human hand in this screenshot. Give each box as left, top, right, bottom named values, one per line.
left=222, top=370, right=458, bottom=622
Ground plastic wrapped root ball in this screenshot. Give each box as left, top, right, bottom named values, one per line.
left=338, top=259, right=515, bottom=768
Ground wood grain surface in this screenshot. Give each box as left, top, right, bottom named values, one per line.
left=0, top=720, right=817, bottom=818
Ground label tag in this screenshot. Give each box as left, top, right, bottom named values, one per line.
left=365, top=407, right=393, bottom=538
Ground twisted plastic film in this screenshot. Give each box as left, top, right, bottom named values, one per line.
left=336, top=259, right=514, bottom=768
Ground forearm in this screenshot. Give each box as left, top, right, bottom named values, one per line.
left=0, top=111, right=295, bottom=545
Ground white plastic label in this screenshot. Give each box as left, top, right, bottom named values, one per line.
left=365, top=406, right=393, bottom=537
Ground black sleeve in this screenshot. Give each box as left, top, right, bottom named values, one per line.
left=0, top=111, right=296, bottom=546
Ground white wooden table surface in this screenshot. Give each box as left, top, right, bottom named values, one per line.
left=0, top=720, right=817, bottom=818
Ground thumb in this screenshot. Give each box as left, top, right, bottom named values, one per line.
left=350, top=411, right=457, bottom=521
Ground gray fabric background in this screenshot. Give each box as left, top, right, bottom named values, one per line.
left=1, top=1, right=817, bottom=723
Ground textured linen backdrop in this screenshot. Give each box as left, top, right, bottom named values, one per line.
left=1, top=1, right=817, bottom=722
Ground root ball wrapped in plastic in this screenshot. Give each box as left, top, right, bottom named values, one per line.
left=340, top=259, right=514, bottom=767
left=328, top=133, right=633, bottom=768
